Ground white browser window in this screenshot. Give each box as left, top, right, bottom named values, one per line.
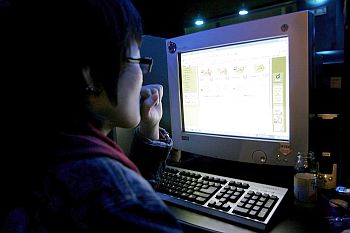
left=180, top=37, right=290, bottom=140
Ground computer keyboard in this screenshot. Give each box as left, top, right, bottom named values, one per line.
left=156, top=166, right=288, bottom=231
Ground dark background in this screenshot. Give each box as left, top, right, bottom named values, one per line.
left=132, top=0, right=300, bottom=38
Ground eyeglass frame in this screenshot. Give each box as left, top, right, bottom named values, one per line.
left=126, top=57, right=153, bottom=74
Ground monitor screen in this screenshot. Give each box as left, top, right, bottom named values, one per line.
left=166, top=11, right=313, bottom=166
left=180, top=37, right=289, bottom=141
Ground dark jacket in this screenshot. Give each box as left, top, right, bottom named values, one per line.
left=1, top=125, right=183, bottom=233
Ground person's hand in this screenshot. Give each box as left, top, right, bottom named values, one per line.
left=139, top=84, right=163, bottom=140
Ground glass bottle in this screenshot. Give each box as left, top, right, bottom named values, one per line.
left=294, top=151, right=318, bottom=202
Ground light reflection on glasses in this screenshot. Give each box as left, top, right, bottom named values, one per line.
left=126, top=57, right=153, bottom=74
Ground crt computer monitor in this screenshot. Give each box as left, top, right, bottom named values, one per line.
left=166, top=11, right=313, bottom=166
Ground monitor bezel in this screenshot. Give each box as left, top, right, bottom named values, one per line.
left=166, top=11, right=313, bottom=166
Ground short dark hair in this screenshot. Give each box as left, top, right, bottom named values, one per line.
left=1, top=0, right=143, bottom=131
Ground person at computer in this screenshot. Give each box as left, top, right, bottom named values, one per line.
left=0, top=0, right=183, bottom=232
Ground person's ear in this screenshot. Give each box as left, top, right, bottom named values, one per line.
left=82, top=66, right=102, bottom=96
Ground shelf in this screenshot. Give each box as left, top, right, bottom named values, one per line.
left=315, top=50, right=344, bottom=64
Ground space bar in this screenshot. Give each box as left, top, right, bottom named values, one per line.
left=193, top=191, right=210, bottom=198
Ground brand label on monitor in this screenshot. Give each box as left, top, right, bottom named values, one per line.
left=279, top=142, right=292, bottom=155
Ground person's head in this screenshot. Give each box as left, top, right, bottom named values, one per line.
left=1, top=0, right=145, bottom=135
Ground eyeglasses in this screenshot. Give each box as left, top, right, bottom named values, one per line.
left=126, top=57, right=153, bottom=74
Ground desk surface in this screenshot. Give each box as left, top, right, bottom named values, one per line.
left=166, top=200, right=327, bottom=233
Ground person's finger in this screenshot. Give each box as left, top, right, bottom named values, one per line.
left=141, top=85, right=163, bottom=100
left=151, top=85, right=163, bottom=103
left=140, top=86, right=152, bottom=100
left=157, top=85, right=163, bottom=102
left=143, top=92, right=159, bottom=110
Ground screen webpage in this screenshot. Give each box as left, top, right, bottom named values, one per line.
left=180, top=37, right=289, bottom=141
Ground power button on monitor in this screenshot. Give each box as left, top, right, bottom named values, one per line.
left=252, top=150, right=267, bottom=164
